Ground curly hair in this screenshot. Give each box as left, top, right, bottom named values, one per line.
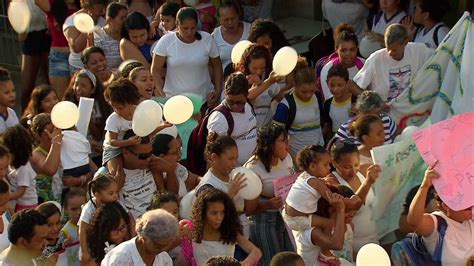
left=237, top=44, right=272, bottom=79
left=87, top=202, right=130, bottom=263
left=349, top=114, right=382, bottom=142
left=205, top=132, right=237, bottom=160
left=103, top=78, right=140, bottom=105
left=30, top=113, right=51, bottom=138
left=2, top=125, right=33, bottom=169
left=295, top=144, right=328, bottom=172
left=149, top=190, right=179, bottom=210
left=191, top=188, right=242, bottom=244
left=252, top=123, right=287, bottom=173
left=248, top=19, right=290, bottom=56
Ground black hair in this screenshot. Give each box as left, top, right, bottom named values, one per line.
left=417, top=0, right=450, bottom=22
left=248, top=19, right=290, bottom=56
left=51, top=0, right=80, bottom=31
left=327, top=63, right=349, bottom=81
left=333, top=23, right=359, bottom=49
left=3, top=125, right=33, bottom=169
left=270, top=251, right=303, bottom=266
left=149, top=191, right=179, bottom=210
left=24, top=85, right=58, bottom=118
left=160, top=2, right=180, bottom=17
left=104, top=78, right=141, bottom=105
left=88, top=202, right=130, bottom=263
left=121, top=11, right=150, bottom=40
left=81, top=46, right=106, bottom=65
left=0, top=145, right=9, bottom=159
left=296, top=144, right=328, bottom=172
left=402, top=185, right=436, bottom=215
left=337, top=185, right=355, bottom=198
left=0, top=179, right=9, bottom=194
left=151, top=133, right=174, bottom=156
left=205, top=132, right=237, bottom=160
left=61, top=187, right=86, bottom=208
left=88, top=173, right=117, bottom=206
left=224, top=72, right=249, bottom=96
left=237, top=44, right=272, bottom=80
left=253, top=123, right=287, bottom=172
left=0, top=67, right=11, bottom=82
left=36, top=202, right=61, bottom=220
left=120, top=61, right=144, bottom=78
left=330, top=139, right=359, bottom=162
left=80, top=0, right=107, bottom=9
left=349, top=114, right=382, bottom=142
left=218, top=0, right=239, bottom=15
left=106, top=2, right=127, bottom=18
left=9, top=209, right=47, bottom=244
left=315, top=184, right=340, bottom=218
left=177, top=7, right=202, bottom=40
left=204, top=256, right=240, bottom=266
left=123, top=129, right=150, bottom=144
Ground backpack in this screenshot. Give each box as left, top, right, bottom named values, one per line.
left=186, top=104, right=234, bottom=176
left=391, top=214, right=448, bottom=266
left=284, top=91, right=325, bottom=131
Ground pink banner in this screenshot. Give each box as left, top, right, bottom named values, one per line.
left=273, top=173, right=299, bottom=201
left=412, top=112, right=474, bottom=211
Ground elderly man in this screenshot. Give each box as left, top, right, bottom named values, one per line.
left=349, top=23, right=434, bottom=104
left=0, top=210, right=48, bottom=266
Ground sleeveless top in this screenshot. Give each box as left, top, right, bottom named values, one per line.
left=35, top=146, right=54, bottom=202
left=138, top=43, right=153, bottom=63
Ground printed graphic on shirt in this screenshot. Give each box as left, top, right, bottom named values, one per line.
left=388, top=65, right=411, bottom=101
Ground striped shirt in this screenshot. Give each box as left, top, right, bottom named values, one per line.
left=334, top=113, right=398, bottom=145
left=94, top=27, right=122, bottom=69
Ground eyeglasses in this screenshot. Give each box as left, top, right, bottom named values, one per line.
left=127, top=149, right=152, bottom=160
left=225, top=99, right=246, bottom=107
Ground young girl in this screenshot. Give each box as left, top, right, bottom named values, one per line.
left=36, top=202, right=64, bottom=263
left=272, top=61, right=325, bottom=157
left=0, top=67, right=19, bottom=134
left=367, top=0, right=408, bottom=46
left=79, top=174, right=119, bottom=264
left=191, top=188, right=261, bottom=265
left=57, top=187, right=87, bottom=266
left=237, top=44, right=283, bottom=129
left=0, top=179, right=10, bottom=253
left=22, top=85, right=59, bottom=120
left=195, top=0, right=217, bottom=33
left=152, top=133, right=200, bottom=197
left=87, top=201, right=131, bottom=264
left=120, top=12, right=156, bottom=68
left=350, top=114, right=385, bottom=175
left=129, top=67, right=154, bottom=101
left=3, top=125, right=38, bottom=212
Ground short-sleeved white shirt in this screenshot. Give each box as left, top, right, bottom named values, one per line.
left=101, top=237, right=173, bottom=266
left=244, top=155, right=294, bottom=198
left=211, top=22, right=250, bottom=70
left=0, top=108, right=19, bottom=134
left=61, top=130, right=91, bottom=170
left=8, top=162, right=37, bottom=206
left=63, top=13, right=106, bottom=70
left=153, top=31, right=220, bottom=99
left=253, top=82, right=282, bottom=129
left=353, top=42, right=434, bottom=102
left=207, top=103, right=257, bottom=166
left=104, top=112, right=132, bottom=147
left=320, top=58, right=364, bottom=100
left=78, top=199, right=96, bottom=225
left=372, top=10, right=407, bottom=35
left=120, top=168, right=156, bottom=219
left=414, top=23, right=449, bottom=49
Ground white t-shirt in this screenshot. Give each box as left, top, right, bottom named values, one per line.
left=25, top=0, right=48, bottom=32
left=61, top=130, right=91, bottom=170
left=192, top=240, right=235, bottom=266
left=207, top=103, right=257, bottom=166
left=63, top=13, right=106, bottom=70
left=244, top=154, right=293, bottom=198
left=414, top=22, right=449, bottom=49
left=353, top=42, right=434, bottom=102
left=372, top=10, right=407, bottom=35
left=163, top=163, right=189, bottom=198
left=0, top=108, right=19, bottom=134
left=327, top=97, right=353, bottom=133
left=8, top=162, right=37, bottom=206
left=94, top=27, right=121, bottom=69
left=153, top=31, right=220, bottom=99
left=0, top=214, right=9, bottom=253
left=78, top=199, right=96, bottom=225
left=104, top=112, right=132, bottom=147
left=254, top=82, right=282, bottom=129
left=423, top=212, right=474, bottom=265
left=285, top=171, right=321, bottom=214
left=322, top=0, right=368, bottom=41
left=320, top=59, right=364, bottom=100
left=101, top=237, right=173, bottom=266
left=211, top=22, right=250, bottom=70
left=120, top=168, right=156, bottom=219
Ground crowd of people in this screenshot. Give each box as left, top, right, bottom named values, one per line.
left=0, top=0, right=472, bottom=265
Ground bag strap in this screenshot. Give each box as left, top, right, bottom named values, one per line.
left=213, top=104, right=234, bottom=136
left=433, top=24, right=445, bottom=46
left=285, top=93, right=296, bottom=130
left=431, top=214, right=448, bottom=261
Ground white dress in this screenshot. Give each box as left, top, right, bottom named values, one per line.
left=0, top=214, right=9, bottom=253
left=192, top=240, right=235, bottom=266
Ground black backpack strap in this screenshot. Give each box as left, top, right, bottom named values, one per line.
left=285, top=93, right=296, bottom=130
left=433, top=24, right=445, bottom=46
left=214, top=104, right=234, bottom=136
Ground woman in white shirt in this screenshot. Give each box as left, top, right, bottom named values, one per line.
left=244, top=123, right=295, bottom=265
left=191, top=188, right=261, bottom=266
left=0, top=179, right=10, bottom=253
left=151, top=7, right=223, bottom=106
left=212, top=1, right=250, bottom=71
left=406, top=164, right=474, bottom=265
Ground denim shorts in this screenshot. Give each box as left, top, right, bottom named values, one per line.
left=49, top=49, right=71, bottom=77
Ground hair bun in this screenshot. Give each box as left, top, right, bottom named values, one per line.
left=334, top=23, right=355, bottom=38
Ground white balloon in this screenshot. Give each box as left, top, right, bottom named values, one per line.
left=359, top=36, right=383, bottom=59
left=401, top=125, right=419, bottom=140
left=231, top=40, right=252, bottom=64
left=157, top=124, right=179, bottom=138
left=51, top=101, right=80, bottom=129
left=7, top=1, right=31, bottom=34
left=356, top=243, right=391, bottom=266
left=272, top=46, right=298, bottom=76
left=230, top=167, right=262, bottom=200
left=163, top=95, right=193, bottom=125
left=132, top=100, right=163, bottom=137
left=180, top=190, right=196, bottom=220
left=73, top=13, right=94, bottom=33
